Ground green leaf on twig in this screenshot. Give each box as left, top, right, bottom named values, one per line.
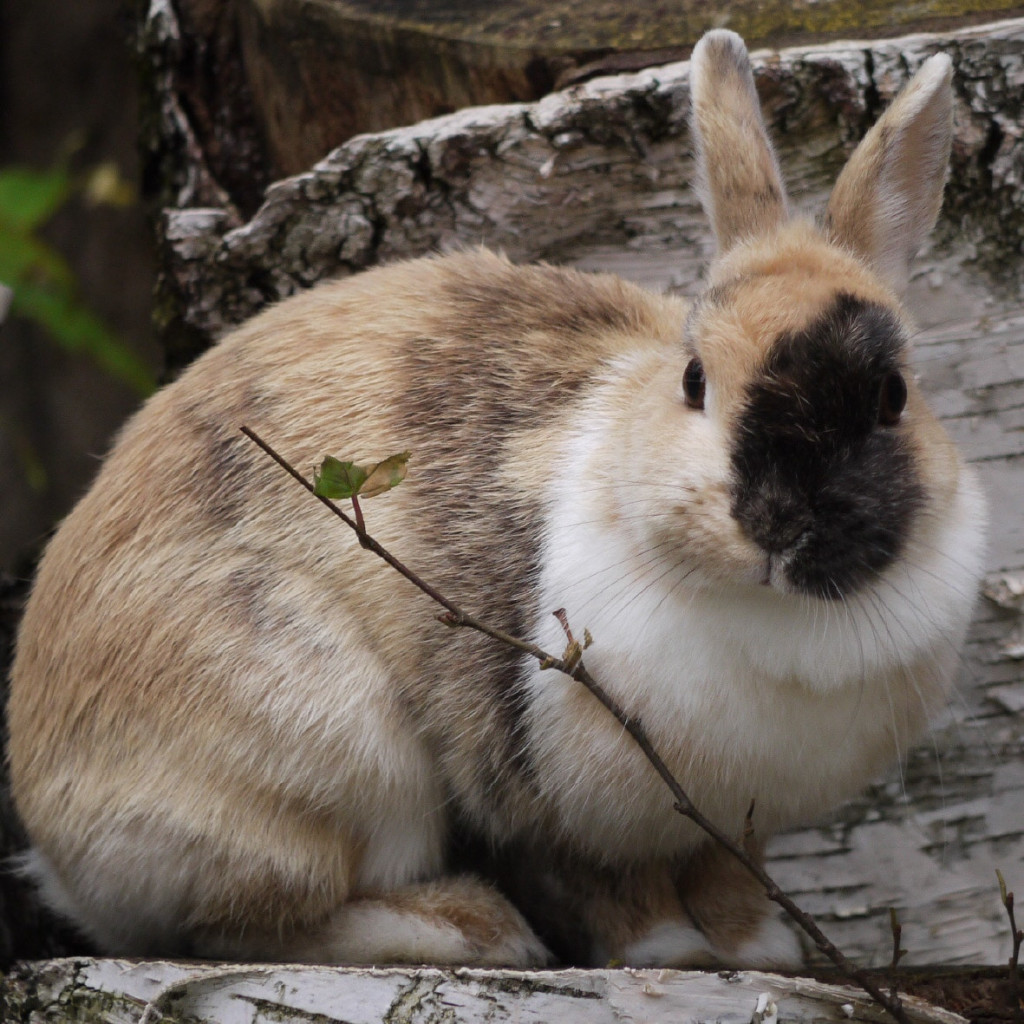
left=314, top=452, right=410, bottom=500
left=314, top=457, right=368, bottom=499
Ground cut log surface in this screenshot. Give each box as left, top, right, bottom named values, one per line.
left=148, top=10, right=1024, bottom=970
left=0, top=959, right=975, bottom=1024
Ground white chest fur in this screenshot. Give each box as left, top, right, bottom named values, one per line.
left=522, top=415, right=985, bottom=863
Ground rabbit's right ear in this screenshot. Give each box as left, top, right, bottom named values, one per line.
left=824, top=54, right=954, bottom=297
left=689, top=30, right=789, bottom=255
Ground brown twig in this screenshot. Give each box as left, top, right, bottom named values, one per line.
left=889, top=908, right=906, bottom=1004
left=997, top=871, right=1023, bottom=1024
left=242, top=425, right=913, bottom=1024
left=742, top=800, right=758, bottom=860
left=350, top=494, right=368, bottom=546
left=242, top=426, right=545, bottom=662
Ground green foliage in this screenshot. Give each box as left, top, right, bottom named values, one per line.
left=314, top=452, right=411, bottom=500
left=0, top=161, right=155, bottom=396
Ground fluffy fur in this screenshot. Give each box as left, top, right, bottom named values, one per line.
left=8, top=31, right=984, bottom=968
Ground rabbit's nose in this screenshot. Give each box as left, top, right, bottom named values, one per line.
left=734, top=488, right=813, bottom=555
left=763, top=508, right=812, bottom=554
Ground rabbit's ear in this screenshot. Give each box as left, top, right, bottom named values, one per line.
left=824, top=54, right=953, bottom=297
left=689, top=30, right=789, bottom=255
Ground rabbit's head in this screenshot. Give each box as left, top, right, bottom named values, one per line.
left=584, top=32, right=981, bottom=689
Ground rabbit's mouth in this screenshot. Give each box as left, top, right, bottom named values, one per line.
left=758, top=552, right=785, bottom=590
left=757, top=549, right=811, bottom=597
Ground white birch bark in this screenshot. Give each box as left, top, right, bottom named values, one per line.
left=0, top=958, right=971, bottom=1024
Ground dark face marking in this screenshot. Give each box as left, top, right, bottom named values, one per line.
left=730, top=293, right=923, bottom=600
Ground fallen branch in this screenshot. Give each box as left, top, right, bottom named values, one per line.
left=241, top=424, right=913, bottom=1024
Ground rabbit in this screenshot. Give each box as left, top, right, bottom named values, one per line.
left=8, top=29, right=985, bottom=970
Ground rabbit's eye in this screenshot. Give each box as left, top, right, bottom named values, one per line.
left=683, top=357, right=706, bottom=410
left=878, top=371, right=907, bottom=426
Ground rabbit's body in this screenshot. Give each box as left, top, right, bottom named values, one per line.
left=9, top=33, right=985, bottom=969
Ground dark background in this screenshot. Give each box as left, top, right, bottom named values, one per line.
left=0, top=0, right=157, bottom=577
left=0, top=0, right=159, bottom=962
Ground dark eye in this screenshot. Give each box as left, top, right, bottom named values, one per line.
left=683, top=357, right=705, bottom=410
left=878, top=371, right=907, bottom=426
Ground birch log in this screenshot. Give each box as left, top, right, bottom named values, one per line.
left=0, top=959, right=975, bottom=1024
left=151, top=9, right=1023, bottom=970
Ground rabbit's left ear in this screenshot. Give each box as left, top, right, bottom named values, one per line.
left=689, top=30, right=789, bottom=255
left=824, top=54, right=954, bottom=297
